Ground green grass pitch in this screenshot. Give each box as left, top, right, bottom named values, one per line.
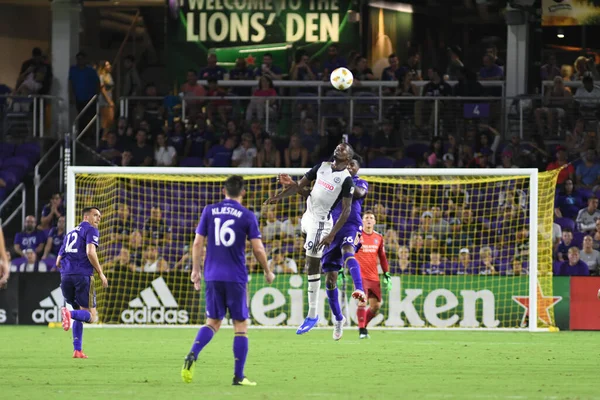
left=1, top=327, right=597, bottom=400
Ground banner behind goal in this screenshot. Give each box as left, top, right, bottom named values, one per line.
left=67, top=167, right=560, bottom=331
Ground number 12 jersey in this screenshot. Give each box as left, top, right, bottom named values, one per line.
left=58, top=221, right=100, bottom=276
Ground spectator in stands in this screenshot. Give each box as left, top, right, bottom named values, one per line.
left=416, top=68, right=453, bottom=131
left=232, top=133, right=257, bottom=167
left=547, top=146, right=575, bottom=185
left=229, top=57, right=254, bottom=91
left=97, top=60, right=115, bottom=131
left=398, top=52, right=422, bottom=82
left=184, top=119, right=212, bottom=160
left=541, top=54, right=561, bottom=81
left=422, top=249, right=445, bottom=275
left=561, top=64, right=574, bottom=82
left=154, top=132, right=177, bottom=166
left=205, top=77, right=231, bottom=125
left=256, top=137, right=280, bottom=168
left=122, top=129, right=154, bottom=167
left=262, top=208, right=282, bottom=243
left=42, top=215, right=65, bottom=260
left=322, top=44, right=347, bottom=80
left=444, top=184, right=469, bottom=216
left=556, top=247, right=589, bottom=276
left=574, top=76, right=600, bottom=117
left=479, top=54, right=504, bottom=81
left=97, top=131, right=122, bottom=166
left=454, top=67, right=484, bottom=97
left=281, top=214, right=301, bottom=241
left=167, top=120, right=186, bottom=155
left=394, top=246, right=415, bottom=275
left=174, top=246, right=192, bottom=271
left=576, top=196, right=600, bottom=233
left=69, top=52, right=100, bottom=133
left=351, top=55, right=376, bottom=84
left=503, top=259, right=528, bottom=276
left=565, top=118, right=587, bottom=158
left=267, top=248, right=298, bottom=274
left=249, top=120, right=269, bottom=148
left=14, top=215, right=46, bottom=257
left=13, top=248, right=49, bottom=272
left=503, top=135, right=529, bottom=167
left=445, top=218, right=472, bottom=255
left=572, top=55, right=600, bottom=81
left=112, top=203, right=132, bottom=243
left=106, top=247, right=135, bottom=272
left=134, top=83, right=165, bottom=133
left=180, top=69, right=206, bottom=117
left=486, top=45, right=504, bottom=68
left=553, top=222, right=562, bottom=251
left=199, top=53, right=227, bottom=80
left=205, top=136, right=235, bottom=167
left=575, top=149, right=600, bottom=189
left=245, top=76, right=277, bottom=121
left=446, top=46, right=464, bottom=81
left=477, top=124, right=501, bottom=163
left=478, top=246, right=499, bottom=275
left=122, top=55, right=142, bottom=97
left=453, top=248, right=477, bottom=275
left=299, top=117, right=320, bottom=155
left=254, top=53, right=283, bottom=80
left=369, top=119, right=402, bottom=161
left=496, top=150, right=517, bottom=169
left=535, top=76, right=572, bottom=135
left=348, top=123, right=371, bottom=159
left=18, top=47, right=52, bottom=95
left=381, top=53, right=400, bottom=81
left=143, top=206, right=171, bottom=245
left=115, top=117, right=134, bottom=148
left=284, top=134, right=309, bottom=168
left=290, top=50, right=316, bottom=81
left=557, top=228, right=574, bottom=261
left=593, top=219, right=600, bottom=249
left=442, top=153, right=455, bottom=168
left=128, top=230, right=143, bottom=267
left=139, top=245, right=169, bottom=273
left=525, top=134, right=550, bottom=171
left=580, top=235, right=600, bottom=275
left=40, top=192, right=64, bottom=230
left=409, top=233, right=426, bottom=273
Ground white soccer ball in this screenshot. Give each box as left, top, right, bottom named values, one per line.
left=330, top=67, right=353, bottom=91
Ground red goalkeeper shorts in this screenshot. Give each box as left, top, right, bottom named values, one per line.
left=363, top=278, right=381, bottom=302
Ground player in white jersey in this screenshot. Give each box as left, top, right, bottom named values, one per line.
left=265, top=143, right=359, bottom=334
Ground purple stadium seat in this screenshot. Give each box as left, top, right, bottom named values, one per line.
left=179, top=157, right=204, bottom=167
left=3, top=156, right=30, bottom=171
left=0, top=143, right=15, bottom=158
left=0, top=170, right=18, bottom=189
left=572, top=231, right=585, bottom=247
left=393, top=158, right=416, bottom=168
left=369, top=157, right=394, bottom=168
left=553, top=261, right=563, bottom=275
left=555, top=217, right=575, bottom=232
left=578, top=188, right=594, bottom=202
left=405, top=143, right=430, bottom=160
left=15, top=142, right=41, bottom=162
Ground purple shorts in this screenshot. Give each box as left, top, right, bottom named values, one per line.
left=321, top=224, right=362, bottom=273
left=61, top=274, right=96, bottom=309
left=205, top=281, right=248, bottom=321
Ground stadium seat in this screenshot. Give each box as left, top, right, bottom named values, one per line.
left=3, top=156, right=30, bottom=171
left=368, top=157, right=394, bottom=168
left=405, top=143, right=430, bottom=161
left=393, top=158, right=416, bottom=168
left=0, top=170, right=18, bottom=189
left=572, top=231, right=585, bottom=247
left=15, top=142, right=41, bottom=163
left=554, top=217, right=575, bottom=232
left=179, top=157, right=204, bottom=167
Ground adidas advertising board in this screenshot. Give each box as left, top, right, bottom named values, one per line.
left=17, top=272, right=62, bottom=325
left=0, top=273, right=18, bottom=324
left=121, top=277, right=190, bottom=324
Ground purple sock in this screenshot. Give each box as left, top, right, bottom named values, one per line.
left=73, top=321, right=83, bottom=351
left=344, top=254, right=364, bottom=292
left=326, top=286, right=343, bottom=321
left=71, top=310, right=91, bottom=322
left=233, top=334, right=248, bottom=379
left=190, top=326, right=215, bottom=359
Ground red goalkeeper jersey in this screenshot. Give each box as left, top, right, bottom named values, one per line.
left=356, top=230, right=389, bottom=282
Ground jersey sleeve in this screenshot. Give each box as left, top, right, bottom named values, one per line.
left=304, top=162, right=323, bottom=182
left=378, top=235, right=390, bottom=273
left=196, top=206, right=210, bottom=236
left=85, top=226, right=100, bottom=247
left=356, top=178, right=369, bottom=193
left=341, top=176, right=355, bottom=198
left=13, top=233, right=21, bottom=245
left=247, top=211, right=262, bottom=240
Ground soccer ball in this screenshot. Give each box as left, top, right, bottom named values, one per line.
left=330, top=67, right=353, bottom=91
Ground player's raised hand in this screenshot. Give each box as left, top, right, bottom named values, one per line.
left=99, top=273, right=108, bottom=288
left=191, top=270, right=202, bottom=291
left=278, top=174, right=295, bottom=187
left=383, top=272, right=392, bottom=292
left=263, top=196, right=280, bottom=205
left=0, top=274, right=8, bottom=289
left=316, top=233, right=335, bottom=251
left=264, top=270, right=275, bottom=284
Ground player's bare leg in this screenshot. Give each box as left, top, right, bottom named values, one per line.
left=325, top=271, right=346, bottom=340
left=63, top=306, right=94, bottom=358
left=297, top=256, right=322, bottom=335
left=342, top=244, right=365, bottom=303
left=182, top=318, right=221, bottom=383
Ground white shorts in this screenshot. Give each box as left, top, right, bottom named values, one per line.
left=301, top=212, right=333, bottom=258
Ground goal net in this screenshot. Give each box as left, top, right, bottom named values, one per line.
left=66, top=167, right=560, bottom=331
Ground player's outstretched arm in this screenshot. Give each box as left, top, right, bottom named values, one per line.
left=87, top=244, right=108, bottom=288
left=265, top=176, right=310, bottom=204
left=0, top=226, right=9, bottom=288
left=251, top=238, right=275, bottom=284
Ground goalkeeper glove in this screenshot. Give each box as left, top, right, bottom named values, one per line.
left=382, top=272, right=392, bottom=292
left=337, top=270, right=346, bottom=287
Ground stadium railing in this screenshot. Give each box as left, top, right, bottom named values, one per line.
left=0, top=94, right=64, bottom=139
left=0, top=182, right=26, bottom=228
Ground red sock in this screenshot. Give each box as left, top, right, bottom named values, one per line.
left=366, top=308, right=376, bottom=325
left=357, top=306, right=367, bottom=328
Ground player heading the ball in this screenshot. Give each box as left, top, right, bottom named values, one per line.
left=182, top=175, right=275, bottom=387
left=57, top=206, right=108, bottom=359
left=266, top=143, right=365, bottom=338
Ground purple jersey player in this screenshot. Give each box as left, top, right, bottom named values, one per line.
left=57, top=207, right=108, bottom=359
left=182, top=175, right=274, bottom=387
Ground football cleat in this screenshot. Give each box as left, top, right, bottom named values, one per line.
left=296, top=315, right=319, bottom=335
left=72, top=350, right=88, bottom=359
left=232, top=376, right=257, bottom=386
left=359, top=327, right=370, bottom=339
left=181, top=352, right=196, bottom=383
left=333, top=316, right=346, bottom=341
left=61, top=307, right=71, bottom=332
left=351, top=289, right=366, bottom=303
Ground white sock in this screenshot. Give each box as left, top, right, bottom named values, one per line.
left=307, top=274, right=321, bottom=319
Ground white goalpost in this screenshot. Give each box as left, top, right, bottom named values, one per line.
left=67, top=166, right=553, bottom=332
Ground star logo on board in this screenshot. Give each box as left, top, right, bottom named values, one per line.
left=245, top=54, right=256, bottom=66
left=512, top=283, right=562, bottom=326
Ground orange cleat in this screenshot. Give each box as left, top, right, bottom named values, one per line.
left=73, top=350, right=88, bottom=359
left=61, top=307, right=71, bottom=332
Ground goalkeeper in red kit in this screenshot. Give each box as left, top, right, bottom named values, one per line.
left=354, top=210, right=390, bottom=339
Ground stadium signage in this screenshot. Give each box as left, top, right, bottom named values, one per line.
left=0, top=309, right=6, bottom=323
left=120, top=277, right=190, bottom=324
left=182, top=0, right=344, bottom=43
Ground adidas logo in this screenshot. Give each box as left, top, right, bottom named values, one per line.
left=121, top=277, right=189, bottom=324
left=32, top=286, right=71, bottom=323
left=0, top=309, right=6, bottom=324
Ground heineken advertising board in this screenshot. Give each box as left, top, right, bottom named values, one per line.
left=166, top=0, right=359, bottom=83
